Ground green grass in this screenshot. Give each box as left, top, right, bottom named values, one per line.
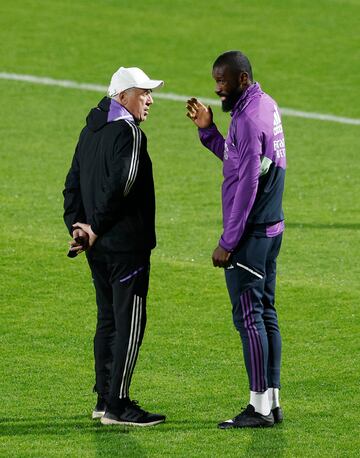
left=1, top=0, right=360, bottom=456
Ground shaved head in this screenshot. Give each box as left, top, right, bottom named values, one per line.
left=213, top=50, right=253, bottom=81
left=211, top=50, right=254, bottom=111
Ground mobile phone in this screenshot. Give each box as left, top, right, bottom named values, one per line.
left=67, top=236, right=88, bottom=258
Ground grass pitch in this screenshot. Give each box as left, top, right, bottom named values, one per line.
left=0, top=1, right=359, bottom=456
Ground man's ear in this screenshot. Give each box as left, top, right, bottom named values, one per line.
left=118, top=91, right=128, bottom=106
left=239, top=72, right=249, bottom=89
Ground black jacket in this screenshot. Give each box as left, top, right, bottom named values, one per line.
left=63, top=97, right=156, bottom=259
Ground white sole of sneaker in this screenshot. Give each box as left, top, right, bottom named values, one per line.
left=92, top=410, right=105, bottom=419
left=100, top=417, right=165, bottom=427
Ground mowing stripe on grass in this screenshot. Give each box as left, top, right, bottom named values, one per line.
left=1, top=72, right=360, bottom=126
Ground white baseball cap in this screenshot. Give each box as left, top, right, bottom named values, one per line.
left=108, top=67, right=164, bottom=97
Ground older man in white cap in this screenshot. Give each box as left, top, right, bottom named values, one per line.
left=63, top=67, right=165, bottom=426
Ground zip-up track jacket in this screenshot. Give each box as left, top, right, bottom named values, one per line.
left=63, top=97, right=156, bottom=259
left=199, top=83, right=286, bottom=252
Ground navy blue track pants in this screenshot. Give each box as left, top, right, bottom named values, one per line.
left=225, top=234, right=282, bottom=392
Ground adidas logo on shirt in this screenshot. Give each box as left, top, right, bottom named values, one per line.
left=273, top=105, right=283, bottom=136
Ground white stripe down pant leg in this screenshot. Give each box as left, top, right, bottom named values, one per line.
left=88, top=255, right=149, bottom=410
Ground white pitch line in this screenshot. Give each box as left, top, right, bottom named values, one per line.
left=1, top=72, right=359, bottom=126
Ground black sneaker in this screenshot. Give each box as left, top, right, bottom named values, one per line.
left=218, top=404, right=274, bottom=429
left=92, top=395, right=107, bottom=419
left=101, top=400, right=166, bottom=427
left=272, top=406, right=283, bottom=423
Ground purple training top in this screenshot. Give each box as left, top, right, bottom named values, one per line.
left=199, top=83, right=286, bottom=251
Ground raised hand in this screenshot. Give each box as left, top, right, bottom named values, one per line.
left=186, top=98, right=213, bottom=129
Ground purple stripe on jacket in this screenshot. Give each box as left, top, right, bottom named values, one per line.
left=266, top=220, right=285, bottom=237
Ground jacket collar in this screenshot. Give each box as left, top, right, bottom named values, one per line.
left=231, top=82, right=263, bottom=116
left=107, top=98, right=134, bottom=123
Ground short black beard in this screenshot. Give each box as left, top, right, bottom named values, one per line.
left=221, top=88, right=243, bottom=112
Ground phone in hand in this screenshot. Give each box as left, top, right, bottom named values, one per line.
left=67, top=236, right=89, bottom=258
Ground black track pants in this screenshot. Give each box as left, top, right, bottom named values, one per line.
left=87, top=254, right=150, bottom=408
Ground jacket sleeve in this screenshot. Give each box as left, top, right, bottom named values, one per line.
left=198, top=124, right=225, bottom=161
left=63, top=143, right=86, bottom=235
left=90, top=121, right=142, bottom=236
left=219, top=118, right=262, bottom=251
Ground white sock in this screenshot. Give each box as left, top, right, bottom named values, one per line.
left=250, top=390, right=270, bottom=416
left=268, top=388, right=274, bottom=405
left=267, top=387, right=280, bottom=409
left=272, top=388, right=280, bottom=408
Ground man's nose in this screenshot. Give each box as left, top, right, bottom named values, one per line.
left=215, top=83, right=222, bottom=94
left=147, top=93, right=153, bottom=105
